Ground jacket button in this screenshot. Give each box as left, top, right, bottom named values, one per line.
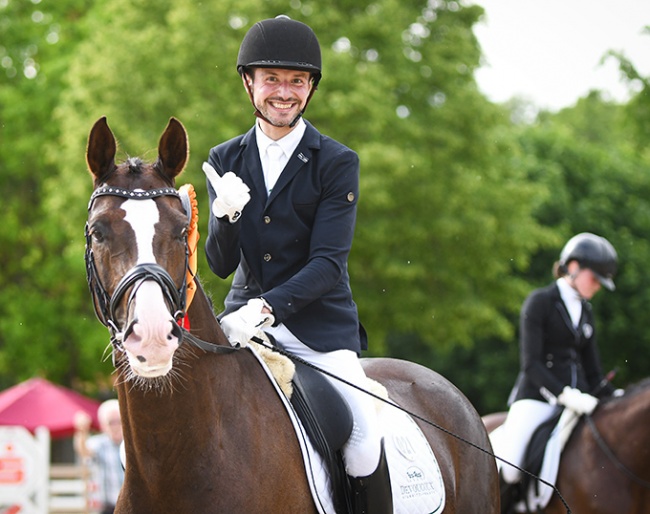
left=264, top=216, right=271, bottom=224
left=264, top=253, right=272, bottom=262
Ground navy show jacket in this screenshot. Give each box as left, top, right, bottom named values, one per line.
left=205, top=120, right=366, bottom=353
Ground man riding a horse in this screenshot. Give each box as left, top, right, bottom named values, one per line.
left=202, top=15, right=391, bottom=514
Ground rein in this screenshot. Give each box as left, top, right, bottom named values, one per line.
left=586, top=414, right=650, bottom=489
left=250, top=335, right=573, bottom=514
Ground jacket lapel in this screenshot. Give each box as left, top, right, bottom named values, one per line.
left=266, top=122, right=321, bottom=205
left=553, top=284, right=580, bottom=337
left=239, top=129, right=267, bottom=204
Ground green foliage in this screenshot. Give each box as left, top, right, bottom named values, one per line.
left=0, top=0, right=110, bottom=390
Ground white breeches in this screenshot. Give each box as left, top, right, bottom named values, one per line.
left=490, top=399, right=557, bottom=484
left=267, top=324, right=382, bottom=477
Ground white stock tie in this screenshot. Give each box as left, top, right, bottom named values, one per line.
left=265, top=143, right=285, bottom=195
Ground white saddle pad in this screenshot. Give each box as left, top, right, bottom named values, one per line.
left=381, top=402, right=446, bottom=513
left=518, top=409, right=579, bottom=512
left=248, top=346, right=446, bottom=514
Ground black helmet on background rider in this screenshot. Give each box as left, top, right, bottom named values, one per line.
left=559, top=232, right=618, bottom=291
left=237, top=15, right=321, bottom=124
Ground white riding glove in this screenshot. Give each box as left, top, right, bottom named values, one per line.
left=220, top=298, right=274, bottom=348
left=202, top=162, right=250, bottom=223
left=557, top=386, right=598, bottom=415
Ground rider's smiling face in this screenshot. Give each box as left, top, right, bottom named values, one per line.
left=245, top=67, right=313, bottom=138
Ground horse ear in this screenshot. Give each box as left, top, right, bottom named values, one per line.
left=156, top=117, right=189, bottom=180
left=86, top=116, right=117, bottom=181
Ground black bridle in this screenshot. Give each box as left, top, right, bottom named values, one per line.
left=85, top=186, right=189, bottom=352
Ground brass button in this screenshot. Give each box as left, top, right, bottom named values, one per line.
left=263, top=253, right=272, bottom=262
left=347, top=192, right=355, bottom=202
left=264, top=216, right=271, bottom=224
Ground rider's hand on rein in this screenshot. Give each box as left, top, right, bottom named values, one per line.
left=558, top=386, right=599, bottom=415
left=220, top=298, right=275, bottom=348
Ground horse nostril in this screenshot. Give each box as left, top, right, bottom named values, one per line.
left=136, top=355, right=146, bottom=363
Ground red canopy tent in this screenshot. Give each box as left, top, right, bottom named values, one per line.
left=0, top=377, right=101, bottom=438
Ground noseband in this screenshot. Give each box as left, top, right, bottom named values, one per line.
left=85, top=186, right=189, bottom=350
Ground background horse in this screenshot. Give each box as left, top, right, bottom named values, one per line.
left=483, top=380, right=650, bottom=513
left=85, top=116, right=499, bottom=513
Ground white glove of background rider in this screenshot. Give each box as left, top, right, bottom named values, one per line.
left=557, top=386, right=599, bottom=415
left=202, top=162, right=250, bottom=223
left=220, top=298, right=274, bottom=348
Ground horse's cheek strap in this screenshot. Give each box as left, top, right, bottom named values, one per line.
left=85, top=224, right=110, bottom=327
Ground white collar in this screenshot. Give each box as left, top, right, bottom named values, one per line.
left=557, top=277, right=583, bottom=327
left=255, top=118, right=306, bottom=158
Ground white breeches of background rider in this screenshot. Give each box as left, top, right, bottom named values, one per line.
left=267, top=324, right=382, bottom=478
left=491, top=399, right=557, bottom=484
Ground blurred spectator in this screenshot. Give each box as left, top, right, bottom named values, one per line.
left=74, top=399, right=124, bottom=514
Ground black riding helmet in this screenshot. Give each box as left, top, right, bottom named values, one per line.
left=559, top=232, right=618, bottom=290
left=237, top=15, right=321, bottom=125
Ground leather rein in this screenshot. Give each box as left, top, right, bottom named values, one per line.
left=85, top=185, right=236, bottom=359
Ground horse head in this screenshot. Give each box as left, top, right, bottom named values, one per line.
left=85, top=117, right=190, bottom=380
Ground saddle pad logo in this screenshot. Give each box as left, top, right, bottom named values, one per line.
left=393, top=433, right=417, bottom=461
left=399, top=466, right=440, bottom=501
left=383, top=407, right=446, bottom=513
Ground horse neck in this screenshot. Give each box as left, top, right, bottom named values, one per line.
left=595, top=381, right=650, bottom=469
left=186, top=279, right=229, bottom=345
left=601, top=380, right=650, bottom=424
left=115, top=279, right=277, bottom=482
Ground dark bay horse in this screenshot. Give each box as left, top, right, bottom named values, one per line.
left=483, top=380, right=650, bottom=513
left=84, top=116, right=499, bottom=513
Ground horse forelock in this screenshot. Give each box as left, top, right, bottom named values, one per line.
left=102, top=158, right=173, bottom=192
left=127, top=157, right=145, bottom=174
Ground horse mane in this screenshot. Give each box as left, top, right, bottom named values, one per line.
left=624, top=377, right=650, bottom=397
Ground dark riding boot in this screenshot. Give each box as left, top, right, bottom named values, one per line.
left=349, top=440, right=393, bottom=514
left=499, top=473, right=522, bottom=514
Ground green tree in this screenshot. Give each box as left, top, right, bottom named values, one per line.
left=0, top=0, right=102, bottom=389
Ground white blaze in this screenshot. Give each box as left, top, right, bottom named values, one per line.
left=123, top=197, right=158, bottom=263
left=121, top=196, right=179, bottom=376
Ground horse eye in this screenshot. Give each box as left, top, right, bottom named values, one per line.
left=91, top=229, right=105, bottom=243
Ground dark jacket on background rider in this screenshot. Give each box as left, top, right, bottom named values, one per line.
left=508, top=282, right=615, bottom=405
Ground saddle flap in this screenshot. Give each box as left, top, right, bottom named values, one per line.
left=291, top=359, right=354, bottom=452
